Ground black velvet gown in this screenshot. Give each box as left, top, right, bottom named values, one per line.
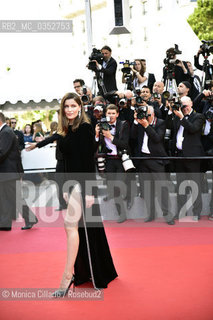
left=58, top=122, right=118, bottom=288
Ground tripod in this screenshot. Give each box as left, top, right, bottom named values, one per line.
left=201, top=57, right=213, bottom=90
left=91, top=70, right=107, bottom=97
left=165, top=71, right=178, bottom=98
left=91, top=73, right=98, bottom=97
left=123, top=74, right=133, bottom=91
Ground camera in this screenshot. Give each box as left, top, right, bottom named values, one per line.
left=152, top=93, right=161, bottom=99
left=200, top=40, right=213, bottom=57
left=118, top=98, right=132, bottom=108
left=162, top=91, right=171, bottom=100
left=205, top=107, right=213, bottom=121
left=135, top=105, right=149, bottom=119
left=88, top=48, right=104, bottom=71
left=119, top=98, right=126, bottom=107
left=98, top=116, right=111, bottom=131
left=104, top=91, right=120, bottom=105
left=120, top=60, right=135, bottom=91
left=81, top=86, right=90, bottom=103
left=164, top=44, right=182, bottom=70
left=171, top=101, right=182, bottom=111
left=163, top=92, right=182, bottom=111
left=170, top=97, right=182, bottom=111
left=135, top=96, right=144, bottom=104
left=120, top=60, right=135, bottom=74
left=119, top=150, right=136, bottom=172
left=134, top=87, right=145, bottom=105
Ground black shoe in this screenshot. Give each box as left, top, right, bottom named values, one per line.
left=52, top=275, right=75, bottom=298
left=117, top=215, right=127, bottom=223
left=103, top=196, right=108, bottom=202
left=209, top=214, right=213, bottom=221
left=167, top=219, right=175, bottom=225
left=192, top=216, right=200, bottom=221
left=144, top=217, right=154, bottom=222
left=0, top=227, right=12, bottom=231
left=21, top=217, right=38, bottom=230
left=127, top=200, right=132, bottom=210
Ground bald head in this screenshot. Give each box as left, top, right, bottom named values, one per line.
left=153, top=82, right=164, bottom=94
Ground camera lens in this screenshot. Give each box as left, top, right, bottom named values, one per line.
left=135, top=96, right=143, bottom=104
left=81, top=95, right=89, bottom=103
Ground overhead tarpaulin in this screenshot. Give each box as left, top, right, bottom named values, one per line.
left=0, top=98, right=60, bottom=112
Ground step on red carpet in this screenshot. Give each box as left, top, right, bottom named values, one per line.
left=1, top=209, right=213, bottom=320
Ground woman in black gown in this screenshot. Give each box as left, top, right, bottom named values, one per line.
left=53, top=93, right=117, bottom=296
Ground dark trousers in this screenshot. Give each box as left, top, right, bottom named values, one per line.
left=0, top=179, right=37, bottom=228
left=138, top=154, right=173, bottom=221
left=105, top=158, right=130, bottom=217
left=55, top=160, right=67, bottom=209
left=175, top=151, right=202, bottom=218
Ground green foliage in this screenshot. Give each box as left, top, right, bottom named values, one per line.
left=187, top=0, right=213, bottom=40
left=6, top=110, right=57, bottom=131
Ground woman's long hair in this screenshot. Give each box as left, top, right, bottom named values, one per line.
left=33, top=123, right=44, bottom=135
left=58, top=92, right=90, bottom=136
left=133, top=59, right=145, bottom=79
left=49, top=121, right=58, bottom=136
left=24, top=124, right=33, bottom=135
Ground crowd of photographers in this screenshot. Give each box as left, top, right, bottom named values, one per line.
left=6, top=42, right=212, bottom=225
left=71, top=42, right=213, bottom=224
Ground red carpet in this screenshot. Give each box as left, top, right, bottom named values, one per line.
left=1, top=210, right=213, bottom=320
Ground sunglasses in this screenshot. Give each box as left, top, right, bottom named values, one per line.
left=11, top=121, right=17, bottom=124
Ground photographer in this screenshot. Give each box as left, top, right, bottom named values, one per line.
left=153, top=81, right=164, bottom=95
left=166, top=96, right=205, bottom=221
left=95, top=104, right=131, bottom=222
left=131, top=105, right=174, bottom=225
left=122, top=59, right=147, bottom=91
left=194, top=42, right=213, bottom=89
left=117, top=90, right=134, bottom=125
left=136, top=86, right=162, bottom=119
left=193, top=81, right=213, bottom=113
left=193, top=83, right=213, bottom=196
left=177, top=81, right=191, bottom=98
left=163, top=46, right=190, bottom=86
left=79, top=86, right=96, bottom=126
left=91, top=46, right=118, bottom=94
left=141, top=59, right=156, bottom=92
left=186, top=61, right=201, bottom=100
left=73, top=79, right=85, bottom=95
left=152, top=81, right=169, bottom=120
left=91, top=95, right=107, bottom=129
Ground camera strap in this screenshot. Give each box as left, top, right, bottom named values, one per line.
left=151, top=116, right=157, bottom=128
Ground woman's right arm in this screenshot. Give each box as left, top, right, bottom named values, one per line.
left=132, top=67, right=147, bottom=84
left=26, top=133, right=60, bottom=151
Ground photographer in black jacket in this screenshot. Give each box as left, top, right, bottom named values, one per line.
left=91, top=46, right=118, bottom=95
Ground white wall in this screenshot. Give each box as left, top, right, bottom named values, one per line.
left=0, top=0, right=206, bottom=103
